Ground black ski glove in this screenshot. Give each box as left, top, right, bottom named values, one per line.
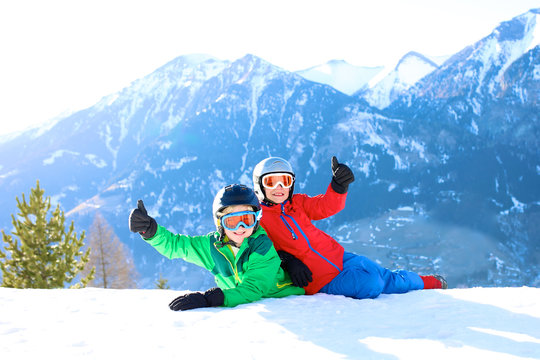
left=169, top=287, right=225, bottom=311
left=129, top=200, right=157, bottom=239
left=278, top=250, right=313, bottom=287
left=330, top=156, right=355, bottom=194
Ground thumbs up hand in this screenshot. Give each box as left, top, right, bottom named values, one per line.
left=330, top=156, right=355, bottom=194
left=129, top=200, right=158, bottom=239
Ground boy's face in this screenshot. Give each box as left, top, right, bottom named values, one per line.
left=222, top=205, right=255, bottom=246
left=265, top=185, right=290, bottom=204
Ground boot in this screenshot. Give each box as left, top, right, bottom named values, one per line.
left=420, top=275, right=448, bottom=289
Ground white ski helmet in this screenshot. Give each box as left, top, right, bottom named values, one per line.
left=252, top=157, right=295, bottom=202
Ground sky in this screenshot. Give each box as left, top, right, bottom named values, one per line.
left=1, top=286, right=539, bottom=359
left=0, top=0, right=538, bottom=136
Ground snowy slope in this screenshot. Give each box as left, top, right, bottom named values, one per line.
left=1, top=287, right=539, bottom=359
left=296, top=60, right=384, bottom=95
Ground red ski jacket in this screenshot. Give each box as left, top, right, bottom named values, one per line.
left=260, top=184, right=347, bottom=294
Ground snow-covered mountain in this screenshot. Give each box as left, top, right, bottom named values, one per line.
left=383, top=8, right=540, bottom=285
left=0, top=53, right=362, bottom=289
left=295, top=52, right=442, bottom=110
left=0, top=9, right=538, bottom=290
left=296, top=60, right=384, bottom=95
left=2, top=287, right=539, bottom=359
left=359, top=51, right=439, bottom=109
left=390, top=9, right=539, bottom=128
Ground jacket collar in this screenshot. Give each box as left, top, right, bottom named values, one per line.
left=262, top=199, right=289, bottom=212
left=218, top=226, right=267, bottom=261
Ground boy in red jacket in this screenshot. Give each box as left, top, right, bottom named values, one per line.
left=252, top=156, right=447, bottom=299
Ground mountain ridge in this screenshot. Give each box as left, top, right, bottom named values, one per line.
left=0, top=10, right=538, bottom=289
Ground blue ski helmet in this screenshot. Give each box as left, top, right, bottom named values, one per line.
left=212, top=184, right=261, bottom=230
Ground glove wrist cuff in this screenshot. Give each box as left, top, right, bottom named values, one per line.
left=277, top=250, right=293, bottom=269
left=141, top=218, right=158, bottom=239
left=331, top=178, right=348, bottom=194
left=204, top=287, right=224, bottom=307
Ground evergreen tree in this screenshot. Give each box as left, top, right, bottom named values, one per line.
left=155, top=273, right=170, bottom=289
left=81, top=212, right=139, bottom=288
left=0, top=181, right=94, bottom=288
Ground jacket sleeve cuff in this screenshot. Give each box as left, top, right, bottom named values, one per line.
left=204, top=287, right=225, bottom=307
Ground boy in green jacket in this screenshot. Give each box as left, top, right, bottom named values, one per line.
left=129, top=184, right=304, bottom=311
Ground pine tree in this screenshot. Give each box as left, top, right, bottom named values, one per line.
left=155, top=273, right=170, bottom=289
left=0, top=181, right=94, bottom=288
left=81, top=212, right=139, bottom=289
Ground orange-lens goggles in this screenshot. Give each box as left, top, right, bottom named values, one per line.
left=262, top=173, right=294, bottom=189
left=222, top=211, right=259, bottom=231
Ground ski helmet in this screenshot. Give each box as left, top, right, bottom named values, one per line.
left=212, top=184, right=261, bottom=230
left=252, top=157, right=295, bottom=203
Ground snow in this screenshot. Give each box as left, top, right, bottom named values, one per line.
left=396, top=54, right=437, bottom=86
left=364, top=53, right=438, bottom=109
left=1, top=287, right=538, bottom=359
left=471, top=119, right=479, bottom=135
left=337, top=112, right=388, bottom=147
left=43, top=149, right=79, bottom=165
left=397, top=206, right=414, bottom=211
left=84, top=154, right=107, bottom=168
left=297, top=60, right=384, bottom=95
left=524, top=13, right=540, bottom=53
left=160, top=157, right=197, bottom=171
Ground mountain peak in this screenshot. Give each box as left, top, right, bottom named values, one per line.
left=360, top=51, right=438, bottom=109
left=296, top=60, right=384, bottom=95
left=390, top=8, right=540, bottom=104
left=235, top=53, right=271, bottom=66
left=396, top=51, right=438, bottom=70
left=176, top=53, right=220, bottom=65
left=492, top=8, right=540, bottom=43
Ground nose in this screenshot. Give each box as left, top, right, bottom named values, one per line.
left=235, top=226, right=246, bottom=233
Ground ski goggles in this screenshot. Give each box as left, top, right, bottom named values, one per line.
left=261, top=173, right=294, bottom=189
left=221, top=210, right=262, bottom=231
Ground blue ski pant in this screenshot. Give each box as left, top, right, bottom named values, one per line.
left=319, top=252, right=424, bottom=299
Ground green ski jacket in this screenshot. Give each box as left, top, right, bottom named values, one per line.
left=144, top=225, right=305, bottom=307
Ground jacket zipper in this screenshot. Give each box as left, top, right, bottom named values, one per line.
left=279, top=203, right=341, bottom=272
left=279, top=215, right=297, bottom=240
left=214, top=243, right=242, bottom=284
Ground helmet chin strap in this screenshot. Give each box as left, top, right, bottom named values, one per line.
left=261, top=187, right=277, bottom=205
left=215, top=226, right=227, bottom=248
left=263, top=198, right=278, bottom=206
